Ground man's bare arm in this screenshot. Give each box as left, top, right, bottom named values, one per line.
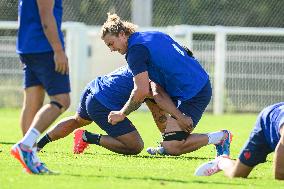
left=274, top=124, right=284, bottom=180
left=108, top=72, right=150, bottom=125
left=121, top=71, right=150, bottom=115
left=150, top=81, right=193, bottom=133
left=145, top=99, right=168, bottom=133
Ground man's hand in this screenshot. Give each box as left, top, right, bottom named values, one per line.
left=108, top=111, right=126, bottom=125
left=176, top=114, right=194, bottom=133
left=54, top=50, right=69, bottom=75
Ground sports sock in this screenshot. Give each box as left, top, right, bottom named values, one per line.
left=207, top=131, right=225, bottom=144
left=82, top=131, right=101, bottom=145
left=217, top=156, right=234, bottom=170
left=32, top=147, right=41, bottom=164
left=20, top=128, right=41, bottom=149
left=37, top=134, right=52, bottom=150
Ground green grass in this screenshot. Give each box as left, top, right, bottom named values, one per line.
left=1, top=108, right=284, bottom=189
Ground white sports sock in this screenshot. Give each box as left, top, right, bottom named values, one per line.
left=218, top=157, right=234, bottom=170
left=20, top=128, right=41, bottom=149
left=207, top=131, right=225, bottom=144
left=32, top=147, right=41, bottom=164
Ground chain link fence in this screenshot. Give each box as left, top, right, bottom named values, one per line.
left=0, top=0, right=284, bottom=112
left=1, top=0, right=284, bottom=27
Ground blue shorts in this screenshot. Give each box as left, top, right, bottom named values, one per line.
left=177, top=80, right=212, bottom=127
left=238, top=115, right=273, bottom=167
left=77, top=85, right=137, bottom=137
left=19, top=52, right=70, bottom=96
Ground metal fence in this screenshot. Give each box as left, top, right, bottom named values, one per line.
left=1, top=22, right=283, bottom=113
left=0, top=35, right=22, bottom=107
left=0, top=1, right=284, bottom=113
left=1, top=0, right=284, bottom=27
left=225, top=41, right=284, bottom=112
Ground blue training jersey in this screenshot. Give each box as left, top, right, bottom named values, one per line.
left=127, top=31, right=209, bottom=101
left=260, top=102, right=284, bottom=150
left=16, top=0, right=64, bottom=54
left=90, top=66, right=134, bottom=110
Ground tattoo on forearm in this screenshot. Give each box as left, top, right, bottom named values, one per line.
left=158, top=114, right=167, bottom=123
left=123, top=95, right=143, bottom=116
left=152, top=110, right=167, bottom=124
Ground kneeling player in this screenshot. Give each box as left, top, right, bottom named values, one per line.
left=146, top=81, right=232, bottom=157
left=37, top=65, right=171, bottom=155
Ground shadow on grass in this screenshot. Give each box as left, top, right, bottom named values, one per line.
left=65, top=173, right=244, bottom=186
left=191, top=180, right=244, bottom=185
left=83, top=152, right=211, bottom=160
left=0, top=141, right=15, bottom=145
left=39, top=151, right=218, bottom=161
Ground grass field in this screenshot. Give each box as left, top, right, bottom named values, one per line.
left=1, top=108, right=284, bottom=189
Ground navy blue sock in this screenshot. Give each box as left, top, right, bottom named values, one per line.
left=37, top=134, right=52, bottom=149
left=82, top=131, right=102, bottom=145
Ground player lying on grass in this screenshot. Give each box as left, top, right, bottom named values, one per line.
left=195, top=102, right=284, bottom=180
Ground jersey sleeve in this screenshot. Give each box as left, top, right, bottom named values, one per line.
left=126, top=45, right=149, bottom=76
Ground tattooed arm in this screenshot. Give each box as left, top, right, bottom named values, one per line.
left=108, top=72, right=150, bottom=125
left=145, top=99, right=168, bottom=133
left=150, top=81, right=193, bottom=133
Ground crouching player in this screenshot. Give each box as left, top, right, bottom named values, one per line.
left=146, top=81, right=232, bottom=157
left=144, top=47, right=232, bottom=158
left=37, top=65, right=175, bottom=155
left=195, top=102, right=284, bottom=180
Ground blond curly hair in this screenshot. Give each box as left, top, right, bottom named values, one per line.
left=101, top=13, right=138, bottom=38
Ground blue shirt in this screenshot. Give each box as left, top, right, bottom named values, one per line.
left=260, top=102, right=284, bottom=150
left=126, top=31, right=209, bottom=101
left=90, top=66, right=134, bottom=110
left=16, top=0, right=64, bottom=54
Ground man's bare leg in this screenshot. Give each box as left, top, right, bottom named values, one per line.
left=20, top=86, right=45, bottom=135
left=160, top=117, right=228, bottom=156
left=37, top=114, right=91, bottom=150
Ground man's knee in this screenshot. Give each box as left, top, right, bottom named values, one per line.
left=162, top=141, right=183, bottom=156
left=126, top=140, right=144, bottom=155
left=50, top=93, right=70, bottom=112
left=119, top=133, right=144, bottom=155
left=160, top=131, right=189, bottom=156
left=116, top=130, right=144, bottom=155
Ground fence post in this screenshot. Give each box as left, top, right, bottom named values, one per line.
left=213, top=28, right=226, bottom=115
left=185, top=26, right=193, bottom=50
left=63, top=22, right=88, bottom=112
left=185, top=32, right=193, bottom=50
